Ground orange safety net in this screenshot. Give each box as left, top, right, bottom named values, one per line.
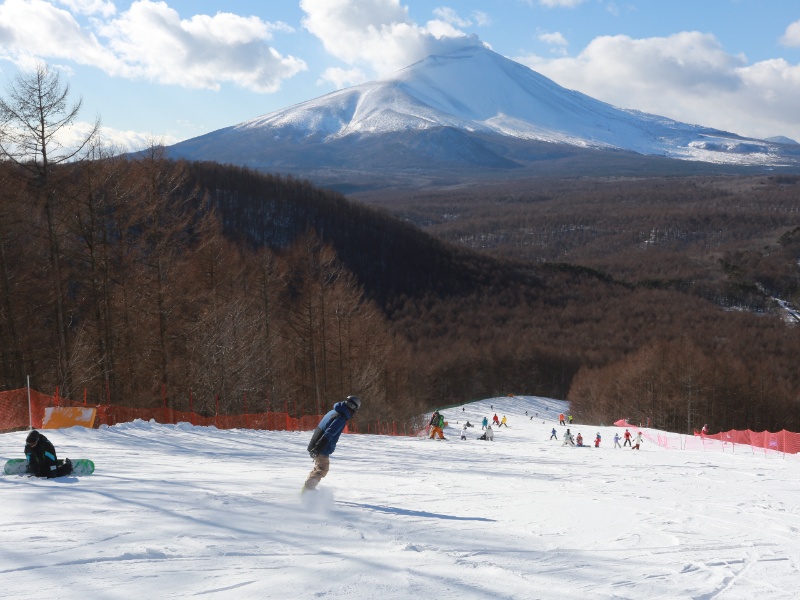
left=699, top=428, right=800, bottom=455
left=0, top=388, right=67, bottom=430
left=1, top=388, right=417, bottom=438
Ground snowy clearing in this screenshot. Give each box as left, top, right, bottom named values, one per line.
left=2, top=396, right=799, bottom=599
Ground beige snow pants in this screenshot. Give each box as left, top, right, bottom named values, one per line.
left=304, top=454, right=330, bottom=490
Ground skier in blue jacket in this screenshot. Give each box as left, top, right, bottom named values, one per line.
left=303, top=395, right=361, bottom=492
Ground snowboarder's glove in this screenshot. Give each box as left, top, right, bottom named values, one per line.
left=309, top=449, right=318, bottom=458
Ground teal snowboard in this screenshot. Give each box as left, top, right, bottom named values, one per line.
left=3, top=458, right=95, bottom=476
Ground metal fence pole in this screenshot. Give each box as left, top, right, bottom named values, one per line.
left=27, top=375, right=32, bottom=430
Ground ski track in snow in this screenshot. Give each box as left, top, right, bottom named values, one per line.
left=2, top=396, right=800, bottom=599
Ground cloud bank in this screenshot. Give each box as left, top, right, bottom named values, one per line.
left=516, top=31, right=800, bottom=141
left=299, top=0, right=482, bottom=85
left=0, top=0, right=305, bottom=92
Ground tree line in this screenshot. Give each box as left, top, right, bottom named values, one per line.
left=0, top=65, right=425, bottom=426
left=357, top=173, right=800, bottom=433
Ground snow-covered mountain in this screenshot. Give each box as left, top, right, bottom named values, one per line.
left=167, top=44, right=799, bottom=182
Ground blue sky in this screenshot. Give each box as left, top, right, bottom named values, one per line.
left=1, top=0, right=799, bottom=148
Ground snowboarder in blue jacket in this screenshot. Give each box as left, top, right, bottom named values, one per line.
left=303, top=396, right=361, bottom=491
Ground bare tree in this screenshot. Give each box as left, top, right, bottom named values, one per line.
left=0, top=62, right=100, bottom=398
left=0, top=62, right=99, bottom=179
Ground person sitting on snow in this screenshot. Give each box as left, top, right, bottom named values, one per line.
left=576, top=433, right=584, bottom=446
left=24, top=430, right=73, bottom=478
left=479, top=425, right=494, bottom=441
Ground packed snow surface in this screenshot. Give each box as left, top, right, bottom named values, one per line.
left=2, top=395, right=799, bottom=599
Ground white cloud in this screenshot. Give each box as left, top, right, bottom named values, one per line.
left=0, top=0, right=118, bottom=69
left=538, top=31, right=568, bottom=47
left=56, top=120, right=178, bottom=152
left=433, top=7, right=470, bottom=28
left=98, top=1, right=306, bottom=92
left=56, top=0, right=115, bottom=17
left=0, top=0, right=306, bottom=93
left=515, top=31, right=800, bottom=141
left=539, top=0, right=586, bottom=7
left=780, top=20, right=800, bottom=47
left=300, top=0, right=480, bottom=77
left=472, top=10, right=491, bottom=27
left=318, top=66, right=367, bottom=88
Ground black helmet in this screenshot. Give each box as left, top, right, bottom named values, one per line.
left=26, top=430, right=40, bottom=446
left=345, top=395, right=361, bottom=412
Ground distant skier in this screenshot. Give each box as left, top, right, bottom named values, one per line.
left=562, top=429, right=575, bottom=446
left=499, top=415, right=508, bottom=428
left=429, top=411, right=446, bottom=440
left=479, top=425, right=494, bottom=441
left=632, top=432, right=643, bottom=450
left=559, top=413, right=565, bottom=426
left=614, top=433, right=622, bottom=448
left=461, top=424, right=468, bottom=440
left=492, top=414, right=500, bottom=426
left=481, top=416, right=488, bottom=430
left=303, top=395, right=361, bottom=492
left=550, top=427, right=558, bottom=440
left=576, top=433, right=584, bottom=446
left=568, top=415, right=574, bottom=425
left=594, top=433, right=601, bottom=448
left=24, top=430, right=73, bottom=478
left=623, top=429, right=632, bottom=447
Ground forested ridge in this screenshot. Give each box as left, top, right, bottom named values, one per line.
left=355, top=175, right=800, bottom=433
left=3, top=155, right=800, bottom=433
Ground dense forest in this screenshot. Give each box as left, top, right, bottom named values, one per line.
left=2, top=65, right=800, bottom=435
left=355, top=175, right=800, bottom=433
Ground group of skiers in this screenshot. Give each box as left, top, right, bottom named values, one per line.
left=426, top=411, right=509, bottom=442
left=554, top=427, right=643, bottom=449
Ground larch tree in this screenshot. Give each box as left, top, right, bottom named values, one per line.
left=0, top=62, right=99, bottom=398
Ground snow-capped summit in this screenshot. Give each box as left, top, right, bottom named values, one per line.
left=167, top=44, right=799, bottom=183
